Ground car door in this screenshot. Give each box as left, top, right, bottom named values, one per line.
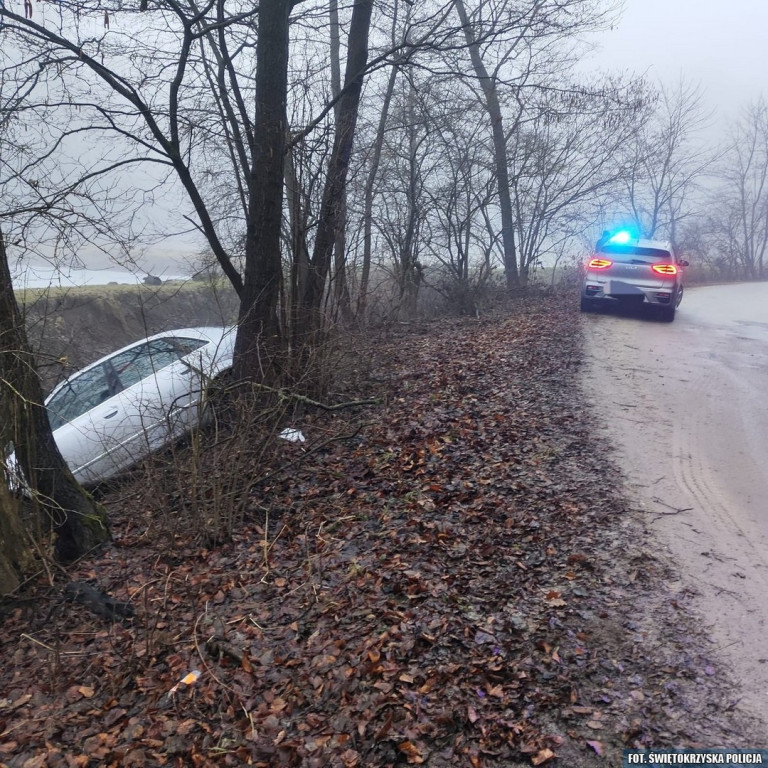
left=46, top=362, right=131, bottom=484
left=46, top=335, right=212, bottom=484
left=104, top=336, right=210, bottom=460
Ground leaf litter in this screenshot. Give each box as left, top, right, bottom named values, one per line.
left=0, top=293, right=762, bottom=767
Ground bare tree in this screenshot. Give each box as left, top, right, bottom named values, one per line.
left=295, top=0, right=374, bottom=343
left=232, top=0, right=292, bottom=383
left=705, top=98, right=768, bottom=279
left=0, top=0, right=301, bottom=384
left=422, top=88, right=497, bottom=314
left=1, top=225, right=110, bottom=566
left=624, top=80, right=712, bottom=242
left=509, top=78, right=653, bottom=284
left=453, top=0, right=519, bottom=289
left=328, top=0, right=352, bottom=323
left=451, top=0, right=616, bottom=290
left=0, top=64, right=126, bottom=571
left=357, top=0, right=414, bottom=320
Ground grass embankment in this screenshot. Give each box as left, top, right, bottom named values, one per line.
left=18, top=279, right=238, bottom=391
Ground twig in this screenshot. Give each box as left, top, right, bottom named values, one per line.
left=20, top=633, right=85, bottom=656
left=648, top=496, right=693, bottom=520
left=247, top=381, right=380, bottom=411
left=192, top=604, right=239, bottom=697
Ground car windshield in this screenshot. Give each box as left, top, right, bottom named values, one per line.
left=598, top=245, right=672, bottom=263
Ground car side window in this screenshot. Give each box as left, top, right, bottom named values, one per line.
left=47, top=365, right=113, bottom=431
left=171, top=337, right=209, bottom=357
left=109, top=338, right=208, bottom=390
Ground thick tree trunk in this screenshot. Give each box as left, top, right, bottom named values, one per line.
left=233, top=0, right=291, bottom=383
left=454, top=0, right=519, bottom=290
left=297, top=0, right=374, bottom=341
left=0, top=483, right=27, bottom=594
left=0, top=227, right=109, bottom=564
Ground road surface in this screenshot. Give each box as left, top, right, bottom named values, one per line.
left=580, top=282, right=768, bottom=725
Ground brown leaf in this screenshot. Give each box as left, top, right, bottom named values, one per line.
left=103, top=707, right=127, bottom=728
left=176, top=719, right=197, bottom=737
left=373, top=712, right=393, bottom=741
left=532, top=748, right=556, bottom=765
left=398, top=741, right=425, bottom=764
left=545, top=596, right=567, bottom=607
left=341, top=750, right=361, bottom=768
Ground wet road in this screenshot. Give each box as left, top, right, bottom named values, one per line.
left=581, top=282, right=768, bottom=725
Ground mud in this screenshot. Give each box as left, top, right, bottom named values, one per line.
left=580, top=283, right=768, bottom=730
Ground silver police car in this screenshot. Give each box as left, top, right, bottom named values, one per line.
left=580, top=231, right=688, bottom=322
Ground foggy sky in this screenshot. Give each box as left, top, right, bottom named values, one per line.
left=589, top=0, right=767, bottom=135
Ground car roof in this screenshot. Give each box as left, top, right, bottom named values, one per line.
left=47, top=326, right=232, bottom=400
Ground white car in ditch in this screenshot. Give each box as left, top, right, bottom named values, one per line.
left=19, top=327, right=236, bottom=486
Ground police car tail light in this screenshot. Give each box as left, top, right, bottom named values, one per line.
left=652, top=264, right=678, bottom=276
left=588, top=258, right=612, bottom=270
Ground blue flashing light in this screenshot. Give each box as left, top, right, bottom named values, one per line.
left=608, top=230, right=633, bottom=244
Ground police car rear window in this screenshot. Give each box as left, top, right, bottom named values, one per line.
left=599, top=245, right=671, bottom=261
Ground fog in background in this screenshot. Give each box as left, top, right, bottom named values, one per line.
left=13, top=0, right=767, bottom=286
left=587, top=0, right=767, bottom=135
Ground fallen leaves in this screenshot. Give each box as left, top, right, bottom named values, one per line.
left=0, top=295, right=755, bottom=766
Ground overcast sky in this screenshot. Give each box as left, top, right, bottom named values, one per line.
left=17, top=0, right=768, bottom=281
left=588, top=0, right=767, bottom=135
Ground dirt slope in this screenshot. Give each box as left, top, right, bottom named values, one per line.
left=20, top=281, right=238, bottom=392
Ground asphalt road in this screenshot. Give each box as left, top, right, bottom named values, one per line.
left=580, top=282, right=768, bottom=727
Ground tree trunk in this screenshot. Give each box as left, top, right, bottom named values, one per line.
left=0, top=482, right=27, bottom=594
left=359, top=0, right=411, bottom=321
left=329, top=0, right=352, bottom=323
left=454, top=0, right=519, bottom=290
left=0, top=227, right=109, bottom=564
left=397, top=83, right=423, bottom=320
left=359, top=65, right=397, bottom=321
left=233, top=0, right=291, bottom=383
left=286, top=141, right=311, bottom=349
left=298, top=0, right=374, bottom=340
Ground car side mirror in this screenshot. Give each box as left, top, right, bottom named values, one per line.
left=678, top=259, right=689, bottom=267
